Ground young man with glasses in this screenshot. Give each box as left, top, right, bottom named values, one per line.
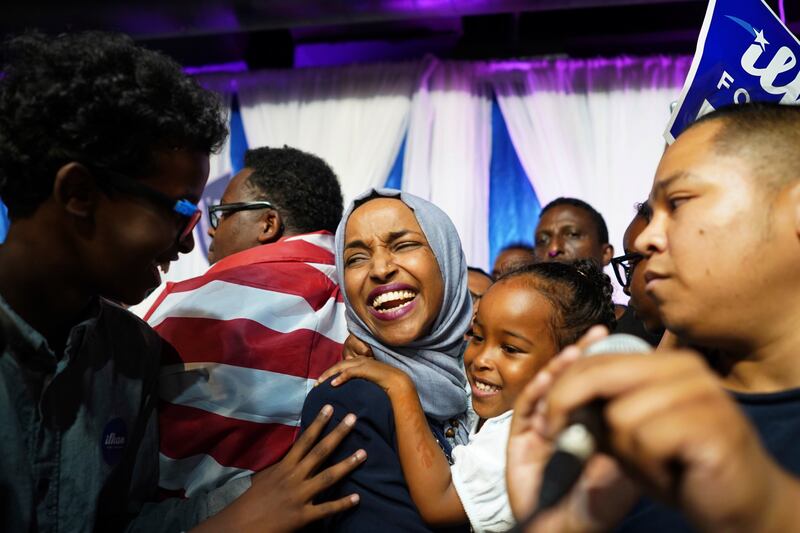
left=0, top=32, right=362, bottom=533
left=611, top=202, right=664, bottom=345
left=144, top=146, right=349, bottom=499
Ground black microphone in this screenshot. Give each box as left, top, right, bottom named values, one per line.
left=514, top=334, right=653, bottom=530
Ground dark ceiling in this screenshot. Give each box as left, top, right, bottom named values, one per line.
left=2, top=0, right=797, bottom=68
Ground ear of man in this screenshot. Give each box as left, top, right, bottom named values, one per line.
left=53, top=162, right=99, bottom=220
left=257, top=208, right=285, bottom=244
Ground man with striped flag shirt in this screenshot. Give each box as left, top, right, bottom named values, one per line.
left=145, top=146, right=347, bottom=498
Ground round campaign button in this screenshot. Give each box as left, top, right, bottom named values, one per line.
left=101, top=418, right=128, bottom=466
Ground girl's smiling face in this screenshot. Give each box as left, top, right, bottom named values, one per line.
left=465, top=278, right=559, bottom=419
left=342, top=198, right=444, bottom=347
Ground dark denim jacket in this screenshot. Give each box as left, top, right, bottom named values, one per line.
left=0, top=295, right=248, bottom=533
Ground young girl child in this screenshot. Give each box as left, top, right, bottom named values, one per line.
left=317, top=259, right=616, bottom=532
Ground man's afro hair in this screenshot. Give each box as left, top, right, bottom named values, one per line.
left=0, top=31, right=228, bottom=218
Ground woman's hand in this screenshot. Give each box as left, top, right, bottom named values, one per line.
left=507, top=326, right=639, bottom=533
left=191, top=405, right=366, bottom=533
left=343, top=333, right=374, bottom=360
left=317, top=357, right=414, bottom=397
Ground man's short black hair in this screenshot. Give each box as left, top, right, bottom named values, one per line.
left=0, top=31, right=228, bottom=219
left=689, top=102, right=800, bottom=193
left=540, top=197, right=610, bottom=244
left=244, top=146, right=343, bottom=234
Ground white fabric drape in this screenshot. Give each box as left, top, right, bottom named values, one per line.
left=129, top=83, right=233, bottom=318
left=492, top=56, right=691, bottom=297
left=128, top=56, right=693, bottom=311
left=237, top=62, right=421, bottom=205
left=403, top=59, right=492, bottom=271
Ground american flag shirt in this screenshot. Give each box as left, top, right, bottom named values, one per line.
left=145, top=231, right=346, bottom=497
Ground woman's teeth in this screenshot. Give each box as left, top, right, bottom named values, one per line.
left=474, top=380, right=500, bottom=393
left=372, top=290, right=416, bottom=311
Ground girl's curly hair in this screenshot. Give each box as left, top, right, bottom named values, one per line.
left=498, top=259, right=617, bottom=349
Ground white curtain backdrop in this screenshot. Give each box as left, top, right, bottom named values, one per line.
left=129, top=82, right=233, bottom=318
left=126, top=56, right=693, bottom=311
left=403, top=59, right=492, bottom=271
left=491, top=56, right=691, bottom=297
left=237, top=61, right=421, bottom=205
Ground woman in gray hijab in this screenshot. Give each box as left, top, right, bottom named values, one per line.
left=300, top=188, right=473, bottom=532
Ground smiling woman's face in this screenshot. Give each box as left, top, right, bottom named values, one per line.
left=343, top=198, right=444, bottom=346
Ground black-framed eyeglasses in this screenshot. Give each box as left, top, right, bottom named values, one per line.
left=611, top=252, right=644, bottom=288
left=207, top=201, right=276, bottom=229
left=94, top=165, right=201, bottom=243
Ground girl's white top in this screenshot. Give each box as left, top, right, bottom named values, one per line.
left=450, top=410, right=515, bottom=532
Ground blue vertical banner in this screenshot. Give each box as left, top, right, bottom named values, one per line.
left=488, top=99, right=540, bottom=268
left=384, top=135, right=406, bottom=190
left=195, top=95, right=249, bottom=259
left=665, top=0, right=800, bottom=143
left=229, top=94, right=248, bottom=175
left=0, top=199, right=7, bottom=243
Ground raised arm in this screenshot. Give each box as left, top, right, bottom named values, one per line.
left=319, top=357, right=468, bottom=526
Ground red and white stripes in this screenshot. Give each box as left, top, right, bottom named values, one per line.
left=146, top=232, right=344, bottom=497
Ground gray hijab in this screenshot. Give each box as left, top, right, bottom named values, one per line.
left=335, top=188, right=472, bottom=442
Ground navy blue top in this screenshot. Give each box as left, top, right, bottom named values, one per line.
left=301, top=378, right=469, bottom=532
left=617, top=387, right=800, bottom=532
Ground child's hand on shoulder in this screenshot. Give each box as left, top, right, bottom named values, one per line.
left=343, top=333, right=374, bottom=360
left=317, top=356, right=415, bottom=396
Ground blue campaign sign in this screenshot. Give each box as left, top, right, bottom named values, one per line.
left=665, top=0, right=800, bottom=143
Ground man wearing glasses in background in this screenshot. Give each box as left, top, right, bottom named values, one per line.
left=612, top=201, right=665, bottom=345
left=143, top=146, right=348, bottom=499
